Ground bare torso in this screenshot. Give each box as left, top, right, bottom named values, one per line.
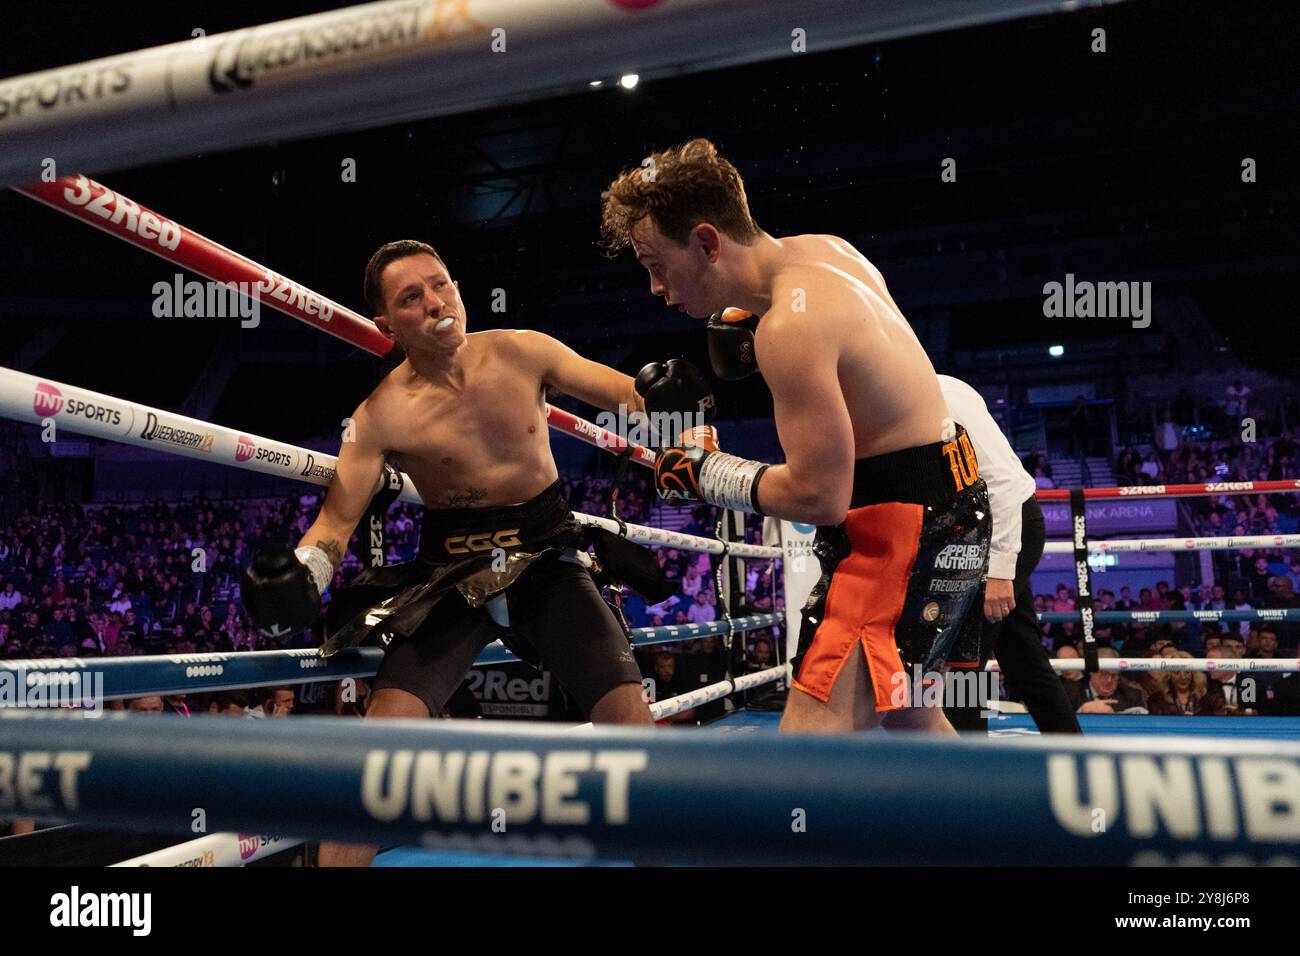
left=365, top=331, right=558, bottom=509
left=769, top=234, right=949, bottom=458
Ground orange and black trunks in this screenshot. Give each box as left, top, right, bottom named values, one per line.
left=791, top=428, right=990, bottom=711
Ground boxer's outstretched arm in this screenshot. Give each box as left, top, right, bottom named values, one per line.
left=512, top=330, right=643, bottom=414
left=296, top=401, right=389, bottom=572
left=751, top=307, right=855, bottom=526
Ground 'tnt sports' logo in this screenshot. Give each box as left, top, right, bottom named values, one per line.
left=237, top=834, right=268, bottom=860
left=236, top=436, right=293, bottom=467
left=33, top=382, right=63, bottom=416
left=32, top=382, right=125, bottom=426
left=0, top=65, right=132, bottom=122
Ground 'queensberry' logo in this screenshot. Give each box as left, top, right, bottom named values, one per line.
left=300, top=453, right=335, bottom=482
left=207, top=3, right=426, bottom=93
left=140, top=413, right=214, bottom=453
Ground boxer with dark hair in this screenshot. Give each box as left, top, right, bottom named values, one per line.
left=241, top=240, right=653, bottom=864
left=602, top=139, right=991, bottom=735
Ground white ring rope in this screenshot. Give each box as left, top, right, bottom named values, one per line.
left=110, top=833, right=303, bottom=868
left=0, top=0, right=1084, bottom=188
left=0, top=365, right=779, bottom=560
left=649, top=665, right=789, bottom=721
left=1009, top=657, right=1300, bottom=674
left=1043, top=534, right=1300, bottom=554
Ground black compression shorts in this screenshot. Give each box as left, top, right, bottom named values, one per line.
left=367, top=550, right=641, bottom=717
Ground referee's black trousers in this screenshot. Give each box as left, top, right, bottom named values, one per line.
left=945, top=496, right=1082, bottom=734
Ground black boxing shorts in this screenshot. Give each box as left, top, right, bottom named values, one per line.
left=791, top=427, right=990, bottom=711
left=324, top=481, right=641, bottom=717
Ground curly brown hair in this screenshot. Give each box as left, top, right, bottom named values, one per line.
left=599, top=138, right=761, bottom=257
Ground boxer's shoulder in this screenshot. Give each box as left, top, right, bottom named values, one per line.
left=786, top=231, right=863, bottom=257
left=357, top=375, right=415, bottom=446
left=778, top=234, right=889, bottom=292
left=485, top=327, right=541, bottom=353
left=778, top=232, right=874, bottom=269
left=763, top=264, right=865, bottom=335
left=483, top=329, right=575, bottom=383
left=468, top=327, right=546, bottom=366
left=472, top=328, right=519, bottom=345
left=364, top=369, right=406, bottom=411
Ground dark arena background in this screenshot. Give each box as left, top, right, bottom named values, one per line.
left=1, top=0, right=1298, bottom=926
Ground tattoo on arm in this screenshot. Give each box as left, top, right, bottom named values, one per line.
left=313, top=540, right=344, bottom=569
left=441, top=487, right=489, bottom=509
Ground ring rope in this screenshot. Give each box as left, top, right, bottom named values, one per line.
left=1039, top=609, right=1300, bottom=623
left=0, top=365, right=778, bottom=560
left=14, top=176, right=657, bottom=468
left=0, top=0, right=1071, bottom=190
left=0, top=614, right=785, bottom=703
left=110, top=833, right=303, bottom=869
left=1037, top=479, right=1300, bottom=502
left=1002, top=657, right=1300, bottom=674
left=1042, top=534, right=1300, bottom=554
left=3, top=710, right=1295, bottom=866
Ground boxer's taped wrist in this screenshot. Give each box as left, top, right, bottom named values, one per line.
left=698, top=452, right=768, bottom=514
left=294, top=546, right=334, bottom=596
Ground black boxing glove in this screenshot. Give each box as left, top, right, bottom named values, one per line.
left=240, top=543, right=331, bottom=636
left=634, top=358, right=716, bottom=446
left=707, top=308, right=760, bottom=381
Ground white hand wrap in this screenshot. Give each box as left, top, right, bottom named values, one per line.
left=698, top=451, right=768, bottom=514
left=294, top=545, right=334, bottom=596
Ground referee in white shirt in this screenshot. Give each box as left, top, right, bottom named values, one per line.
left=938, top=375, right=1080, bottom=734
